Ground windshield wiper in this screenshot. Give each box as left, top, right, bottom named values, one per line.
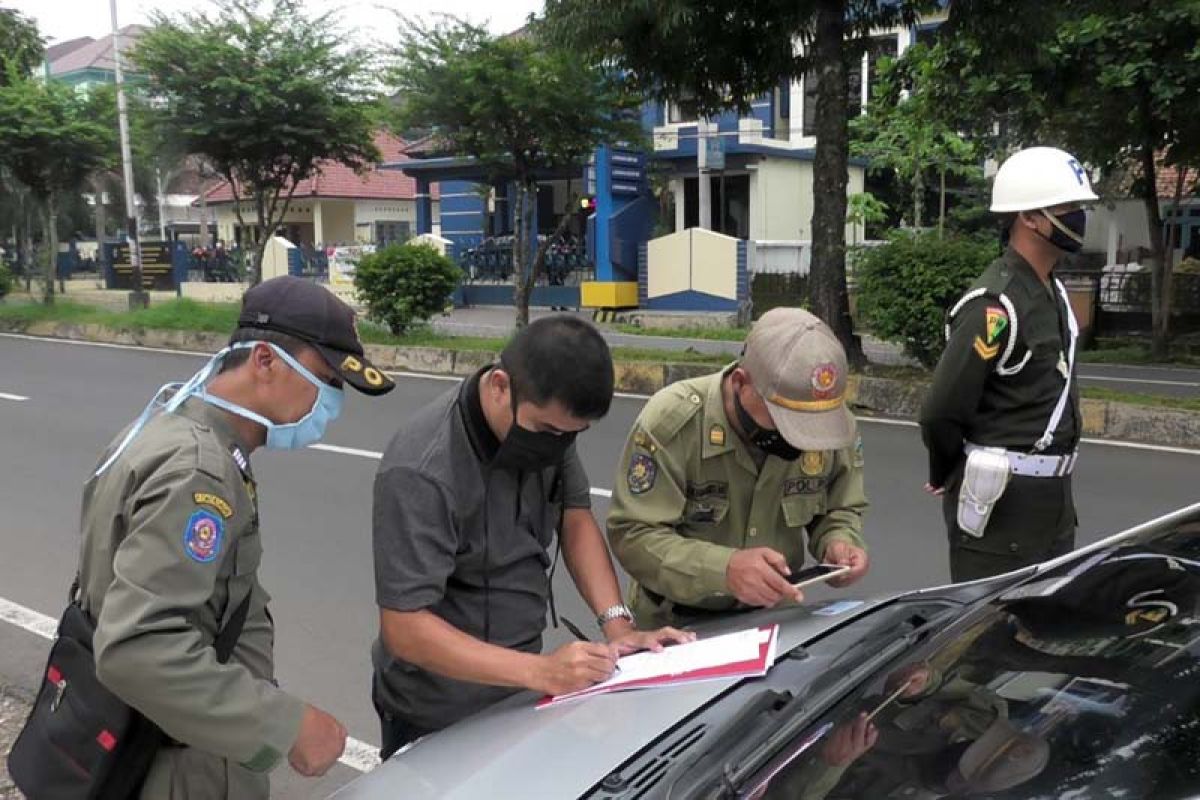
left=667, top=611, right=945, bottom=800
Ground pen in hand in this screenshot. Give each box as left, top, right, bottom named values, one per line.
left=561, top=617, right=621, bottom=677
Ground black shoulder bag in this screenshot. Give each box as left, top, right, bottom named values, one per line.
left=7, top=582, right=251, bottom=800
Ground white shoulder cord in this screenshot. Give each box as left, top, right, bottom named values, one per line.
left=1032, top=278, right=1079, bottom=453
left=945, top=289, right=1031, bottom=376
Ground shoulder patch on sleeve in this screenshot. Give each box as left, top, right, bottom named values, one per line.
left=853, top=435, right=865, bottom=468
left=183, top=509, right=224, bottom=563
left=627, top=453, right=658, bottom=495
left=984, top=305, right=1009, bottom=344
left=193, top=492, right=234, bottom=519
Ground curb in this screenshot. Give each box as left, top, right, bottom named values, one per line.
left=4, top=320, right=1198, bottom=451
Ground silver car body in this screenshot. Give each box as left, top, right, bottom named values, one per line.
left=332, top=503, right=1200, bottom=800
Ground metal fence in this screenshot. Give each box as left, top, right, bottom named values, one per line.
left=458, top=234, right=594, bottom=287
left=1059, top=269, right=1200, bottom=336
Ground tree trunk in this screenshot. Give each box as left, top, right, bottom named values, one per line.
left=43, top=193, right=57, bottom=305
left=1161, top=166, right=1189, bottom=351
left=912, top=169, right=924, bottom=230
left=1138, top=145, right=1168, bottom=359
left=22, top=195, right=33, bottom=293
left=199, top=188, right=210, bottom=250
left=809, top=0, right=864, bottom=366
left=93, top=176, right=108, bottom=280
left=513, top=181, right=532, bottom=328
left=938, top=166, right=947, bottom=240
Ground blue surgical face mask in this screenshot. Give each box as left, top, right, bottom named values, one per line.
left=94, top=341, right=343, bottom=476
left=201, top=343, right=344, bottom=451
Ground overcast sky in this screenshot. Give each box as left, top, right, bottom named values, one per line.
left=8, top=0, right=545, bottom=48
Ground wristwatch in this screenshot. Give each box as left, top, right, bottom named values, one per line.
left=596, top=604, right=634, bottom=628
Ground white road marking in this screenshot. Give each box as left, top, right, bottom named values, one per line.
left=0, top=392, right=29, bottom=401
left=307, top=444, right=617, bottom=497
left=0, top=594, right=379, bottom=773
left=854, top=416, right=1200, bottom=456
left=3, top=332, right=1198, bottom=457
left=1079, top=375, right=1200, bottom=389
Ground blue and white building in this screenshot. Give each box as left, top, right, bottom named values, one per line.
left=390, top=11, right=948, bottom=314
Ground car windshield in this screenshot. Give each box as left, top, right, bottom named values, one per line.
left=739, top=517, right=1200, bottom=800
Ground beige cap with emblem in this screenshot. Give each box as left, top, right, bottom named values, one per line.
left=741, top=307, right=853, bottom=450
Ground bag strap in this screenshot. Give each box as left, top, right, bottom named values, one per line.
left=213, top=591, right=252, bottom=664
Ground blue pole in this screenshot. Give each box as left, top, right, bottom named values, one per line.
left=594, top=145, right=613, bottom=281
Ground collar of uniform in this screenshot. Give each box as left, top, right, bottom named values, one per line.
left=701, top=364, right=762, bottom=475
left=177, top=395, right=254, bottom=475
left=458, top=366, right=501, bottom=463
left=1004, top=247, right=1057, bottom=297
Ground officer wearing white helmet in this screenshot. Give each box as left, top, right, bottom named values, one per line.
left=919, top=146, right=1097, bottom=581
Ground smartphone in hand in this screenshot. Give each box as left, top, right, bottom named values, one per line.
left=789, top=563, right=852, bottom=589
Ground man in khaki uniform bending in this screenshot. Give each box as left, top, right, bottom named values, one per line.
left=78, top=276, right=394, bottom=797
left=608, top=307, right=869, bottom=628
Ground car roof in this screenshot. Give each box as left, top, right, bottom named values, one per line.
left=329, top=597, right=897, bottom=800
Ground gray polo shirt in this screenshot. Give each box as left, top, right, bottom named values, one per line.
left=371, top=370, right=592, bottom=732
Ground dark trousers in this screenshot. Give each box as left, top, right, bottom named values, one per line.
left=372, top=685, right=433, bottom=761
left=944, top=473, right=1076, bottom=583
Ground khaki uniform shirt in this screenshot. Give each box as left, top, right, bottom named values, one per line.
left=79, top=397, right=304, bottom=799
left=607, top=367, right=868, bottom=627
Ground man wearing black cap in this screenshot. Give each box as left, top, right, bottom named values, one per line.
left=74, top=276, right=393, bottom=798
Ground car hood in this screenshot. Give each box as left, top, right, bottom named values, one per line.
left=329, top=596, right=897, bottom=800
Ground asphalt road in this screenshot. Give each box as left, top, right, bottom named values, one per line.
left=1, top=332, right=1197, bottom=797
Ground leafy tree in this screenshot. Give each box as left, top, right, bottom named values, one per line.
left=0, top=7, right=43, bottom=283
left=853, top=230, right=999, bottom=367
left=850, top=45, right=979, bottom=235
left=846, top=192, right=887, bottom=244
left=0, top=76, right=112, bottom=302
left=354, top=242, right=461, bottom=335
left=924, top=0, right=1200, bottom=357
left=133, top=0, right=381, bottom=284
left=543, top=0, right=937, bottom=365
left=389, top=17, right=642, bottom=327
left=0, top=7, right=43, bottom=85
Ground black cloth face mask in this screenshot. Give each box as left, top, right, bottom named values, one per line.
left=733, top=387, right=801, bottom=461
left=493, top=387, right=577, bottom=471
left=1039, top=208, right=1087, bottom=253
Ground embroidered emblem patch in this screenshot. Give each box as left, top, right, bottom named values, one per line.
left=800, top=451, right=825, bottom=476
left=627, top=453, right=657, bottom=495
left=709, top=424, right=726, bottom=447
left=811, top=362, right=839, bottom=400
left=985, top=306, right=1009, bottom=345
left=853, top=435, right=865, bottom=468
left=183, top=510, right=224, bottom=563
left=193, top=492, right=233, bottom=519
left=973, top=336, right=1000, bottom=361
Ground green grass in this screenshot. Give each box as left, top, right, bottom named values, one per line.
left=0, top=299, right=731, bottom=366
left=1082, top=386, right=1200, bottom=413
left=612, top=323, right=748, bottom=343
left=0, top=298, right=243, bottom=333
left=1079, top=345, right=1200, bottom=367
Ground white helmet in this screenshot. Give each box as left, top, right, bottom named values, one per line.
left=990, top=146, right=1098, bottom=213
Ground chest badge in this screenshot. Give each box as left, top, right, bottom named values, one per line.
left=800, top=451, right=825, bottom=476
left=709, top=424, right=726, bottom=447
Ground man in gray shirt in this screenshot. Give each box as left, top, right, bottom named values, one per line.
left=371, top=316, right=689, bottom=758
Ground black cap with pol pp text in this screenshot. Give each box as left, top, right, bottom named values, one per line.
left=235, top=276, right=394, bottom=396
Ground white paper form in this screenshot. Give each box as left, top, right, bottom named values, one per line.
left=541, top=626, right=777, bottom=707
